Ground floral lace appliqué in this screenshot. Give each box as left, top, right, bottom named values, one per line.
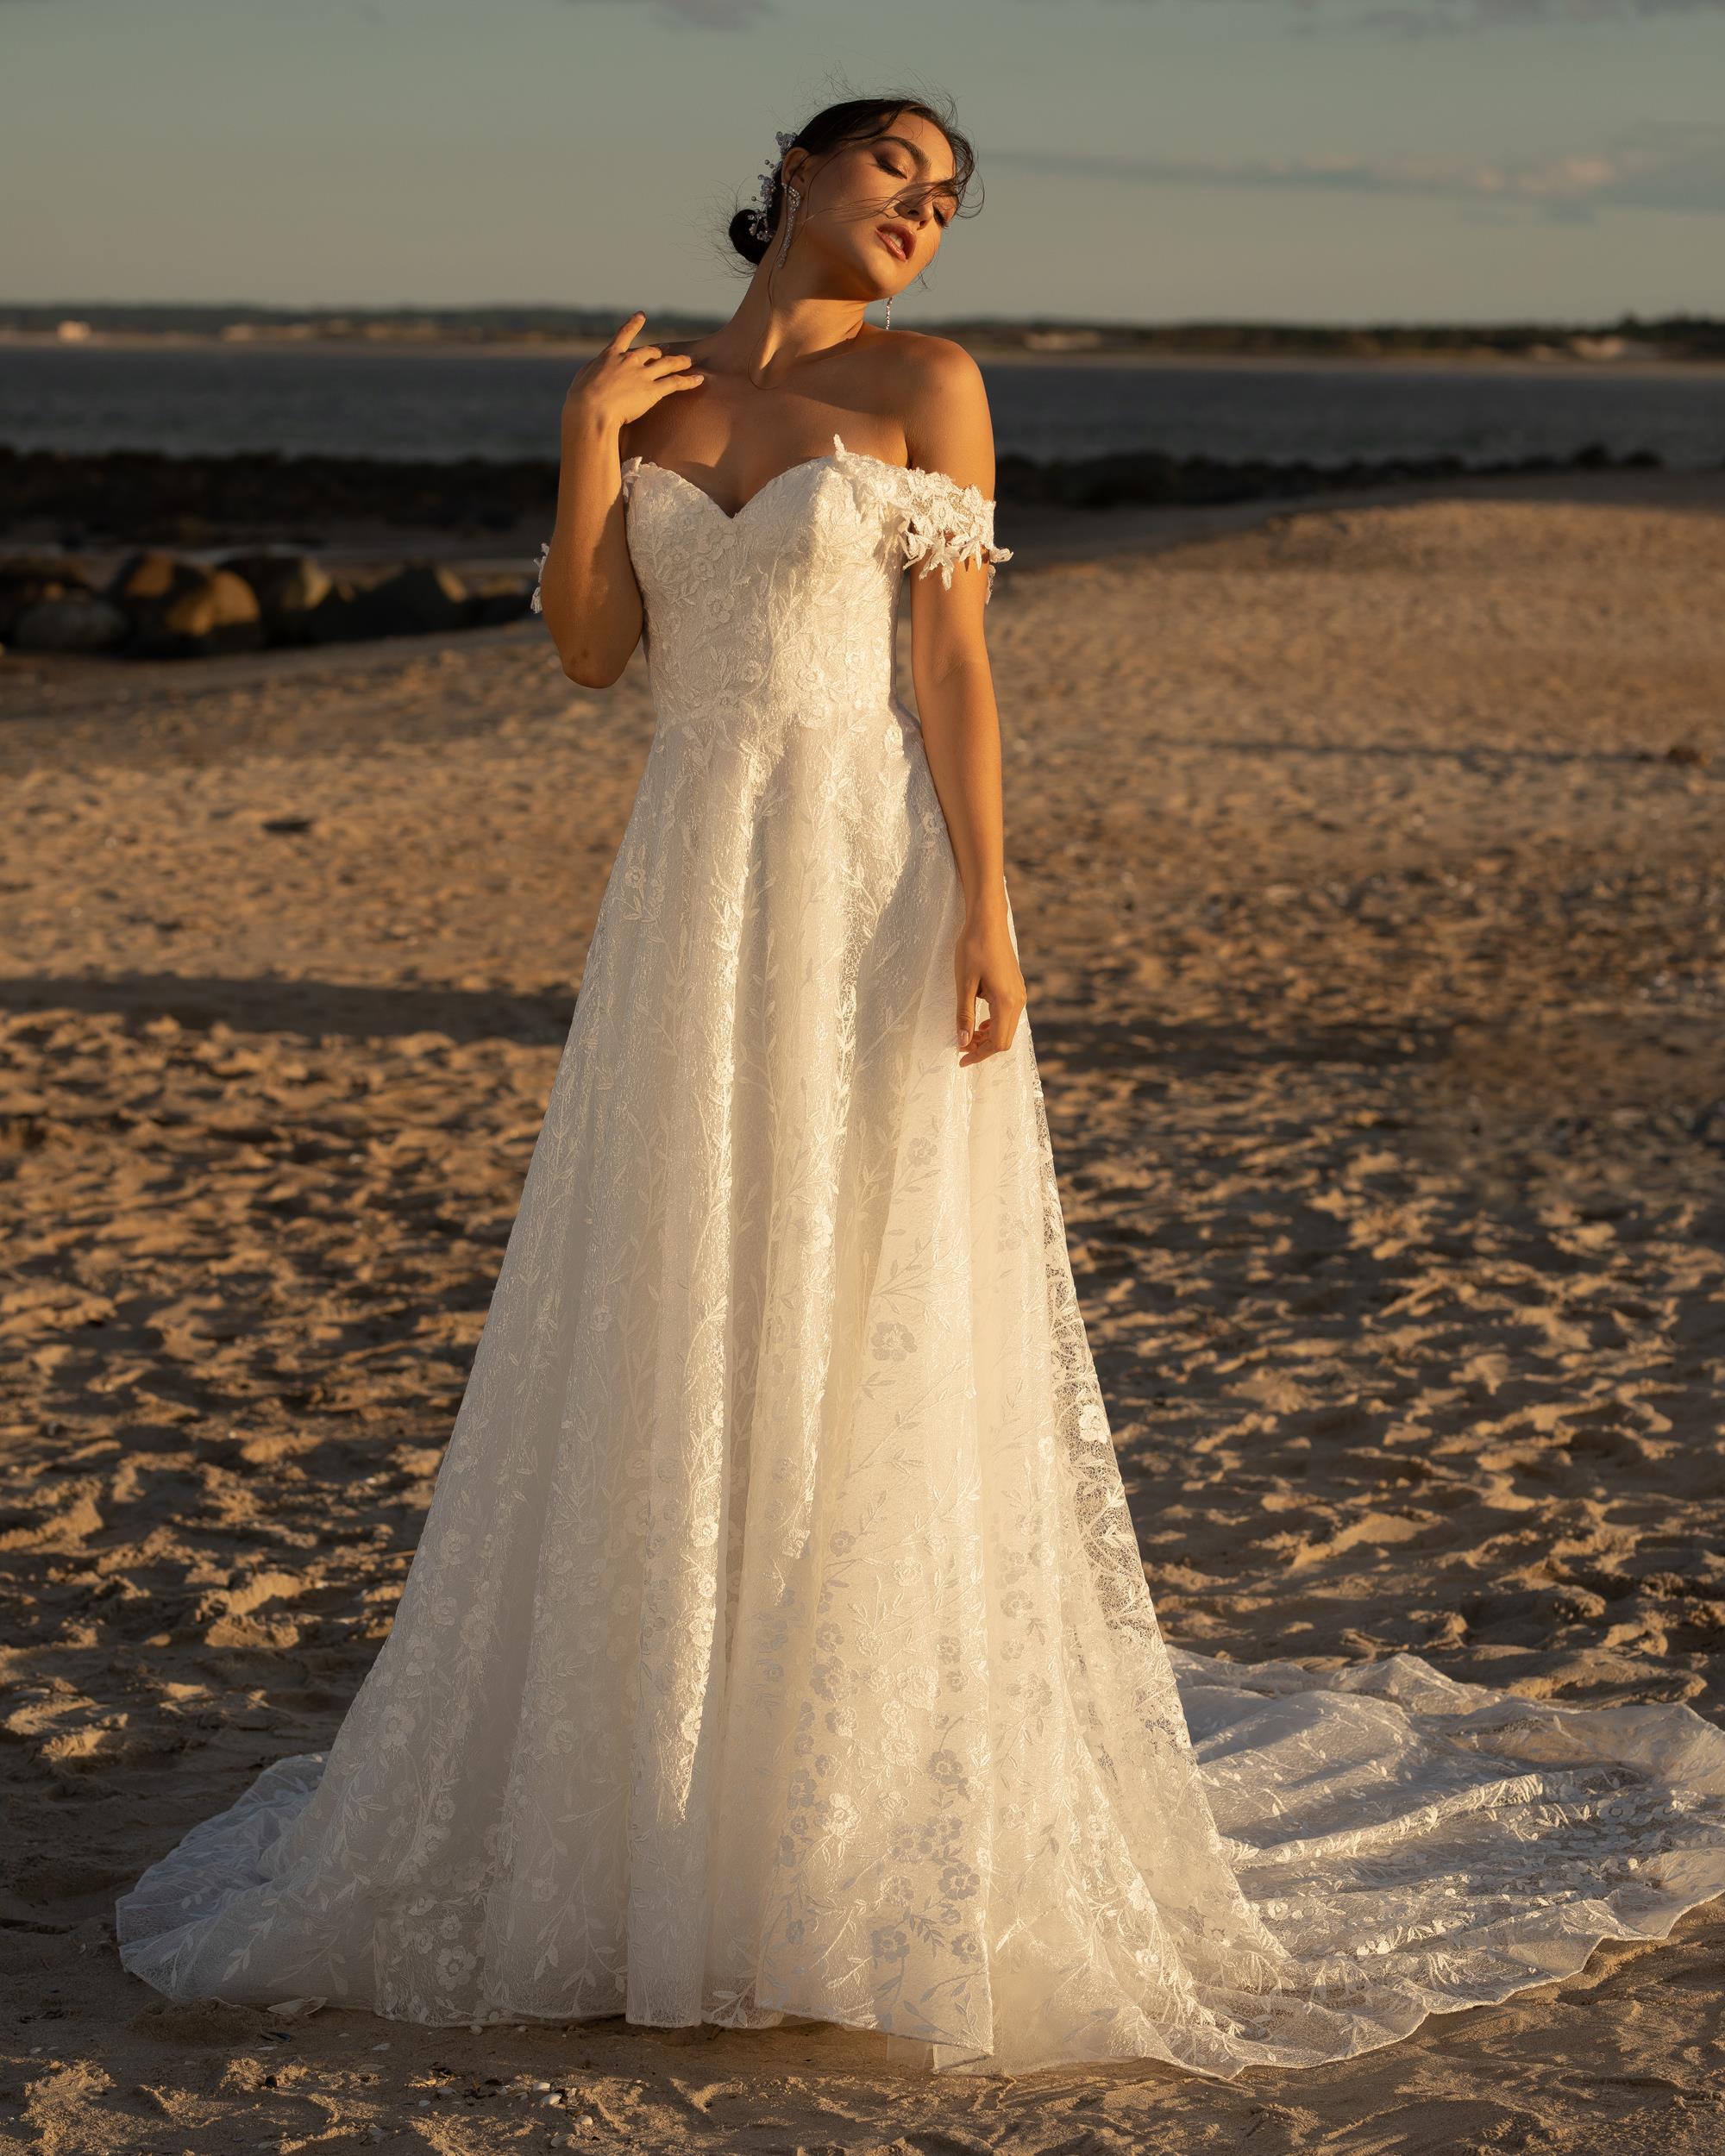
left=116, top=411, right=1725, bottom=2085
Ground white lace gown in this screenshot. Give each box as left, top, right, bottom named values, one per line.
left=115, top=435, right=1725, bottom=2076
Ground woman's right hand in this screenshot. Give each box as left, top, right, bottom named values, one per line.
left=563, top=311, right=704, bottom=436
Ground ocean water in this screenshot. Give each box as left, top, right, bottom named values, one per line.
left=1, top=341, right=1721, bottom=472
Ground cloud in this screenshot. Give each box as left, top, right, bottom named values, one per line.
left=557, top=0, right=773, bottom=26
left=1351, top=0, right=1725, bottom=29
left=555, top=0, right=1725, bottom=27
left=991, top=126, right=1725, bottom=216
left=1143, top=0, right=1725, bottom=26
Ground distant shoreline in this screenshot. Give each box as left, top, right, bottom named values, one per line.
left=4, top=328, right=1725, bottom=379
left=3, top=437, right=1714, bottom=567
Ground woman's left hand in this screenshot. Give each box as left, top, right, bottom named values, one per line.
left=954, top=906, right=1026, bottom=1066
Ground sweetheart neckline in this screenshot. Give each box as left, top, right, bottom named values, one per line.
left=529, top=435, right=1005, bottom=614
left=629, top=433, right=908, bottom=524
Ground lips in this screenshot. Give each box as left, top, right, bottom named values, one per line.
left=876, top=223, right=913, bottom=264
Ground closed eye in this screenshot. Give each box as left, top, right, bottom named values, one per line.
left=879, top=156, right=953, bottom=228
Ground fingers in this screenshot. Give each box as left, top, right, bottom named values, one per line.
left=957, top=985, right=1026, bottom=1066
left=956, top=976, right=977, bottom=1050
left=622, top=342, right=706, bottom=393
left=644, top=353, right=705, bottom=401
left=958, top=1012, right=1004, bottom=1068
left=605, top=310, right=646, bottom=353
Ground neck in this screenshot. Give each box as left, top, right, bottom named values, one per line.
left=701, top=254, right=870, bottom=384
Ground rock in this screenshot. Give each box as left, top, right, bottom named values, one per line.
left=112, top=554, right=265, bottom=658
left=0, top=555, right=97, bottom=640
left=109, top=551, right=207, bottom=654
left=218, top=551, right=334, bottom=642
left=464, top=573, right=537, bottom=627
left=110, top=549, right=197, bottom=610
left=110, top=551, right=266, bottom=655
left=305, top=561, right=469, bottom=645
left=298, top=575, right=368, bottom=644
left=8, top=595, right=130, bottom=654
left=161, top=569, right=264, bottom=645
left=339, top=561, right=469, bottom=642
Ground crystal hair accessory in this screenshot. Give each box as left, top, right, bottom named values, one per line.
left=746, top=129, right=798, bottom=243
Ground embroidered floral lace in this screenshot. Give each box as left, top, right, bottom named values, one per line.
left=116, top=435, right=1725, bottom=2076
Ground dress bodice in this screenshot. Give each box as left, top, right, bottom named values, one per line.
left=531, top=434, right=1012, bottom=743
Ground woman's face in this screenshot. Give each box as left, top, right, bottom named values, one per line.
left=790, top=111, right=959, bottom=298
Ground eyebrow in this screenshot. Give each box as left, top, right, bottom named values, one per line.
left=875, top=133, right=959, bottom=193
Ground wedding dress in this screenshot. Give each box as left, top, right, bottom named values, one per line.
left=115, top=435, right=1725, bottom=2077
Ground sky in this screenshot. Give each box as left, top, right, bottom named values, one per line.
left=2, top=0, right=1722, bottom=325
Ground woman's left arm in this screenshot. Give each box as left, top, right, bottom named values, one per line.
left=903, top=339, right=1026, bottom=1069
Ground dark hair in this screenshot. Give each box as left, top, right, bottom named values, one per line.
left=726, top=92, right=980, bottom=269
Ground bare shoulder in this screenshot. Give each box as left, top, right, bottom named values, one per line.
left=618, top=335, right=702, bottom=458
left=880, top=331, right=995, bottom=493
left=875, top=329, right=987, bottom=408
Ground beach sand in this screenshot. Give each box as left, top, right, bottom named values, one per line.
left=3, top=486, right=1724, bottom=2152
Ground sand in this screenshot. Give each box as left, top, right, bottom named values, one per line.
left=3, top=484, right=1724, bottom=2152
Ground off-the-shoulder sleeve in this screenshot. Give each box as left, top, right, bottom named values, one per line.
left=900, top=464, right=1013, bottom=604
left=529, top=456, right=645, bottom=616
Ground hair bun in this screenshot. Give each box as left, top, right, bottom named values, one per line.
left=727, top=207, right=768, bottom=266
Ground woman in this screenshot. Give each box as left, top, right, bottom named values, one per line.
left=115, top=93, right=1725, bottom=2078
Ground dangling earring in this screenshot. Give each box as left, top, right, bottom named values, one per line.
left=883, top=293, right=894, bottom=329
left=775, top=186, right=800, bottom=269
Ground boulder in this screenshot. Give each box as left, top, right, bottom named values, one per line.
left=358, top=561, right=469, bottom=637
left=464, top=573, right=538, bottom=627
left=110, top=552, right=266, bottom=657
left=9, top=595, right=130, bottom=654
left=299, top=576, right=372, bottom=645
left=158, top=568, right=266, bottom=652
left=110, top=549, right=196, bottom=609
left=0, top=555, right=96, bottom=641
left=305, top=561, right=469, bottom=645
left=218, top=551, right=334, bottom=642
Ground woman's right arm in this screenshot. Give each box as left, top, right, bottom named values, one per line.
left=536, top=312, right=703, bottom=688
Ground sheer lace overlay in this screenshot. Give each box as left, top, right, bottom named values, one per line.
left=116, top=431, right=1725, bottom=2077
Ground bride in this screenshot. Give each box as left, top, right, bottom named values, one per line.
left=116, top=92, right=1725, bottom=2078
